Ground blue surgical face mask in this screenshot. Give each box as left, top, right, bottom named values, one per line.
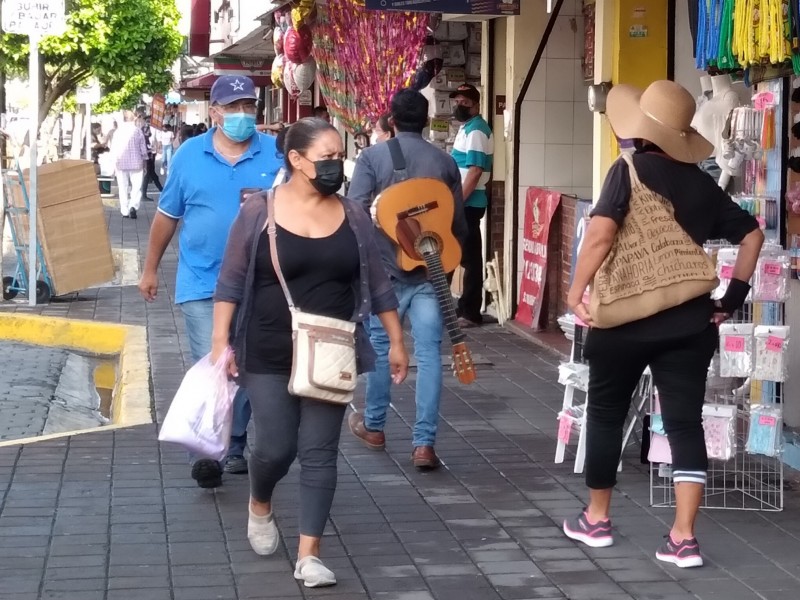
left=220, top=112, right=256, bottom=142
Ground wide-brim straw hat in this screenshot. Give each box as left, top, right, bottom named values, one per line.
left=606, top=80, right=713, bottom=164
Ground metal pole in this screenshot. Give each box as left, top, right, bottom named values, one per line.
left=28, top=34, right=40, bottom=306
left=85, top=102, right=92, bottom=161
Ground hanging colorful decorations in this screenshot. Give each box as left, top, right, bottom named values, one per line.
left=273, top=26, right=284, bottom=56
left=696, top=0, right=795, bottom=72
left=313, top=0, right=431, bottom=132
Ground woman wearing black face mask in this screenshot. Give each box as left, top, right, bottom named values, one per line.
left=211, top=117, right=408, bottom=588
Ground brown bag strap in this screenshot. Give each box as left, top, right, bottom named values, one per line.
left=619, top=152, right=642, bottom=188
left=266, top=189, right=296, bottom=310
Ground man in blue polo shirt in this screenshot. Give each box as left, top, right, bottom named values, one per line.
left=139, top=75, right=282, bottom=488
left=450, top=83, right=494, bottom=327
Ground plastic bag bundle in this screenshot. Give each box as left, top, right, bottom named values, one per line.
left=557, top=362, right=590, bottom=392
left=712, top=247, right=739, bottom=300
left=752, top=251, right=791, bottom=302
left=718, top=323, right=754, bottom=378
left=753, top=325, right=789, bottom=382
left=158, top=350, right=238, bottom=462
left=746, top=404, right=783, bottom=457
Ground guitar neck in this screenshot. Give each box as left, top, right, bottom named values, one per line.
left=420, top=250, right=465, bottom=346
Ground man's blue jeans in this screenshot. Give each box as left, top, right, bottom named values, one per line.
left=180, top=299, right=250, bottom=461
left=364, top=280, right=443, bottom=447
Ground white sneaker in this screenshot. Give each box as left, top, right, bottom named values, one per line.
left=294, top=556, right=336, bottom=588
left=247, top=506, right=279, bottom=555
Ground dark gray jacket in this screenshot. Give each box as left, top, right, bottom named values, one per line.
left=214, top=192, right=399, bottom=373
left=348, top=132, right=468, bottom=284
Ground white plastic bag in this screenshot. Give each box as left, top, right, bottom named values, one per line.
left=158, top=349, right=238, bottom=461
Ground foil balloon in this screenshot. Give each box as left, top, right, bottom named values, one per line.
left=273, top=27, right=284, bottom=55
left=283, top=61, right=301, bottom=98
left=293, top=57, right=317, bottom=92
left=284, top=25, right=314, bottom=64
left=292, top=2, right=317, bottom=30
left=271, top=54, right=284, bottom=88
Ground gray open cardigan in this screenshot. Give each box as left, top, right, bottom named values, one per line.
left=213, top=191, right=399, bottom=374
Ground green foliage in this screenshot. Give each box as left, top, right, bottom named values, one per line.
left=0, top=0, right=183, bottom=118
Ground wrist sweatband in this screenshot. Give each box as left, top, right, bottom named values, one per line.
left=719, top=278, right=751, bottom=314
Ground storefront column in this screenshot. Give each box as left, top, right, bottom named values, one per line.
left=591, top=0, right=669, bottom=198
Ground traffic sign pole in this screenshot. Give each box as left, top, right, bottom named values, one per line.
left=85, top=102, right=92, bottom=161
left=28, top=33, right=39, bottom=306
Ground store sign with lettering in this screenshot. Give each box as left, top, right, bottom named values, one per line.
left=364, top=0, right=519, bottom=16
left=2, top=0, right=66, bottom=35
left=515, top=188, right=561, bottom=329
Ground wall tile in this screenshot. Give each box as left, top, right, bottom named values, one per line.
left=574, top=187, right=594, bottom=201
left=559, top=0, right=580, bottom=17
left=572, top=101, right=593, bottom=144
left=518, top=143, right=546, bottom=187
left=521, top=101, right=546, bottom=144
left=544, top=144, right=574, bottom=188
left=574, top=59, right=590, bottom=101
left=573, top=14, right=586, bottom=58
left=545, top=59, right=575, bottom=101
left=572, top=144, right=593, bottom=188
left=544, top=101, right=574, bottom=144
left=526, top=62, right=547, bottom=101
left=546, top=16, right=577, bottom=59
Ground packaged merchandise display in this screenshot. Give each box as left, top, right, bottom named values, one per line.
left=702, top=404, right=737, bottom=461
left=712, top=247, right=739, bottom=300
left=746, top=404, right=783, bottom=457
left=753, top=325, right=790, bottom=382
left=718, top=323, right=755, bottom=378
left=752, top=251, right=791, bottom=302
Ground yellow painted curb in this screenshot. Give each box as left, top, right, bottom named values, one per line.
left=0, top=313, right=152, bottom=447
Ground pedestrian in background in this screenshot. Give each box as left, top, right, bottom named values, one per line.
left=109, top=110, right=148, bottom=219
left=159, top=124, right=175, bottom=175
left=450, top=83, right=494, bottom=328
left=139, top=76, right=283, bottom=489
left=348, top=89, right=467, bottom=469
left=212, top=117, right=407, bottom=588
left=140, top=115, right=163, bottom=201
left=370, top=113, right=394, bottom=145
left=564, top=80, right=763, bottom=568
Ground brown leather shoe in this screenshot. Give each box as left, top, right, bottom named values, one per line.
left=411, top=446, right=441, bottom=470
left=348, top=412, right=385, bottom=450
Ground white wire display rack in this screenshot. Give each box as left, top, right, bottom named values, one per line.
left=650, top=298, right=786, bottom=512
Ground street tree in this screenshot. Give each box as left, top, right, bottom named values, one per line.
left=0, top=0, right=183, bottom=123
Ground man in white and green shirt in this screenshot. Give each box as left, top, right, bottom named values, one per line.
left=450, top=84, right=494, bottom=326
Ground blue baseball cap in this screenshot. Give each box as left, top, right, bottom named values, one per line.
left=210, top=75, right=258, bottom=105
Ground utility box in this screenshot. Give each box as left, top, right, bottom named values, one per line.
left=8, top=160, right=114, bottom=296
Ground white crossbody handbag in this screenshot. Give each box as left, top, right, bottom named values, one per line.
left=265, top=191, right=358, bottom=405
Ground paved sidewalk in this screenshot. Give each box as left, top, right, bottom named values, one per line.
left=2, top=200, right=800, bottom=600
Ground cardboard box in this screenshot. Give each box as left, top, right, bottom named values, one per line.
left=466, top=54, right=482, bottom=79
left=7, top=160, right=115, bottom=296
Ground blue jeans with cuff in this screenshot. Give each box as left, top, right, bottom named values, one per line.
left=180, top=298, right=251, bottom=462
left=364, top=280, right=443, bottom=447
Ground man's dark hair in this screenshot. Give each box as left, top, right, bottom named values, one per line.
left=390, top=89, right=428, bottom=134
left=313, top=106, right=329, bottom=118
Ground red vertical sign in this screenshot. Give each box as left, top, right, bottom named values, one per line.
left=515, top=188, right=561, bottom=328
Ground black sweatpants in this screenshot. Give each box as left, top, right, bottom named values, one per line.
left=242, top=372, right=346, bottom=538
left=457, top=206, right=486, bottom=322
left=583, top=324, right=718, bottom=489
left=142, top=154, right=163, bottom=195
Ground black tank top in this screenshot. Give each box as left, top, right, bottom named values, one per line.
left=245, top=217, right=359, bottom=374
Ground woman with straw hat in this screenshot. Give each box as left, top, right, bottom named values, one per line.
left=564, top=80, right=764, bottom=568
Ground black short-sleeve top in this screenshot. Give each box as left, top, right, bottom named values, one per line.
left=590, top=150, right=759, bottom=339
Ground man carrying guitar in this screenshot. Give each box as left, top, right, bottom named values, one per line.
left=348, top=89, right=468, bottom=469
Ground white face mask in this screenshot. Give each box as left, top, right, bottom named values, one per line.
left=370, top=132, right=379, bottom=146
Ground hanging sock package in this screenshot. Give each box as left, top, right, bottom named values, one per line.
left=752, top=251, right=791, bottom=302
left=746, top=404, right=783, bottom=457
left=753, top=325, right=790, bottom=382
left=702, top=404, right=738, bottom=461
left=712, top=248, right=739, bottom=300
left=719, top=323, right=754, bottom=378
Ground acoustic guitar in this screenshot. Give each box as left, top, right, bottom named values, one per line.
left=374, top=178, right=477, bottom=385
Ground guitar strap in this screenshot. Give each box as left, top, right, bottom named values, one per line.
left=387, top=137, right=409, bottom=183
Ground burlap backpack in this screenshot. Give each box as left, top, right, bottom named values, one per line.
left=589, top=153, right=718, bottom=329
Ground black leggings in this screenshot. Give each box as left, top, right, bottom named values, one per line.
left=583, top=324, right=718, bottom=489
left=243, top=372, right=346, bottom=538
